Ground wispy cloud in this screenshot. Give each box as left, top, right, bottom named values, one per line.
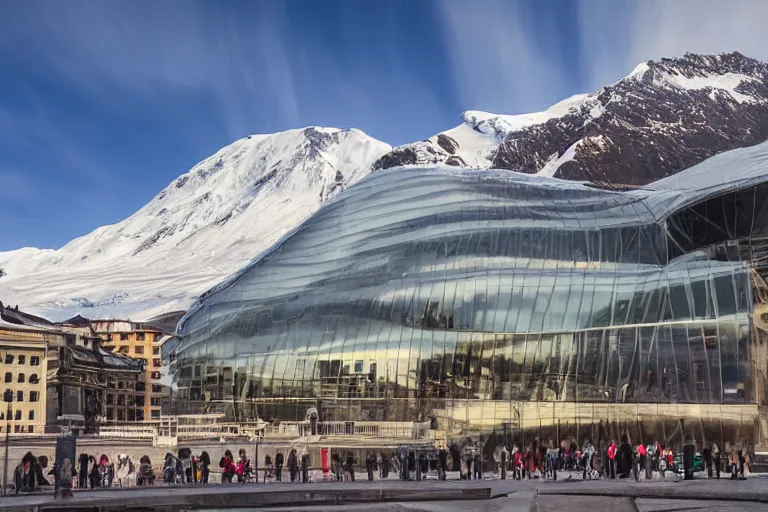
left=576, top=0, right=768, bottom=89
left=0, top=1, right=302, bottom=140
left=437, top=0, right=768, bottom=115
left=436, top=0, right=571, bottom=115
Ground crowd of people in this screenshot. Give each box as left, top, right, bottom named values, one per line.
left=6, top=439, right=754, bottom=494
left=492, top=436, right=752, bottom=481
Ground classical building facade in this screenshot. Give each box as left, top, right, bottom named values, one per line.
left=170, top=141, right=768, bottom=448
left=0, top=321, right=50, bottom=434
left=92, top=320, right=168, bottom=421
left=1, top=305, right=143, bottom=433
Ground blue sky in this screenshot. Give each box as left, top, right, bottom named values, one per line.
left=1, top=0, right=767, bottom=251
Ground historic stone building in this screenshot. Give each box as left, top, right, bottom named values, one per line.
left=0, top=304, right=143, bottom=433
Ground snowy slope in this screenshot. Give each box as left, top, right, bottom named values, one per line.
left=0, top=127, right=390, bottom=320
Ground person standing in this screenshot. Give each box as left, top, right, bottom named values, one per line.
left=644, top=443, right=654, bottom=480
left=78, top=453, right=89, bottom=489
left=462, top=443, right=473, bottom=480
left=738, top=450, right=745, bottom=479
left=288, top=449, right=298, bottom=483
left=366, top=451, right=376, bottom=481
left=702, top=445, right=712, bottom=478
left=438, top=447, right=448, bottom=481
left=398, top=446, right=408, bottom=480
left=607, top=440, right=617, bottom=479
left=500, top=445, right=509, bottom=480
left=513, top=446, right=523, bottom=480
left=636, top=443, right=646, bottom=479
left=300, top=449, right=310, bottom=483
left=200, top=451, right=211, bottom=484
left=617, top=435, right=633, bottom=478
left=583, top=441, right=595, bottom=480
left=332, top=453, right=342, bottom=482
left=89, top=456, right=100, bottom=489
left=712, top=443, right=721, bottom=480
left=382, top=452, right=390, bottom=479
left=275, top=452, right=284, bottom=482
left=346, top=452, right=355, bottom=482
left=474, top=443, right=482, bottom=480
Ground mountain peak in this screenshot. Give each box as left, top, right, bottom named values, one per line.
left=0, top=126, right=390, bottom=320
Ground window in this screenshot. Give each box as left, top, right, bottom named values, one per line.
left=118, top=346, right=129, bottom=354
left=118, top=381, right=125, bottom=389
left=136, top=395, right=145, bottom=407
left=153, top=358, right=161, bottom=368
left=151, top=410, right=161, bottom=419
left=4, top=373, right=11, bottom=383
left=17, top=373, right=24, bottom=383
left=120, top=333, right=129, bottom=341
left=150, top=397, right=161, bottom=406
left=27, top=426, right=33, bottom=433
left=30, top=356, right=39, bottom=366
left=14, top=424, right=20, bottom=433
left=153, top=333, right=161, bottom=342
left=354, top=360, right=363, bottom=373
left=151, top=372, right=161, bottom=380
left=106, top=394, right=114, bottom=405
left=5, top=354, right=13, bottom=364
left=137, top=332, right=145, bottom=341
left=29, top=374, right=38, bottom=384
left=117, top=409, right=126, bottom=421
left=16, top=390, right=23, bottom=402
left=117, top=395, right=126, bottom=406
left=0, top=411, right=3, bottom=420
left=153, top=347, right=160, bottom=355
left=106, top=334, right=113, bottom=341
left=135, top=346, right=144, bottom=355
left=136, top=382, right=146, bottom=392
left=151, top=384, right=162, bottom=393
left=28, top=410, right=34, bottom=420
left=17, top=355, right=25, bottom=365
left=137, top=410, right=144, bottom=421
left=29, top=391, right=39, bottom=402
left=14, top=410, right=21, bottom=421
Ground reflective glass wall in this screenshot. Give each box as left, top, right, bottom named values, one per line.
left=169, top=166, right=768, bottom=444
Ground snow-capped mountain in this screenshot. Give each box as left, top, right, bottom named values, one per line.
left=374, top=52, right=768, bottom=184
left=3, top=51, right=768, bottom=322
left=0, top=127, right=390, bottom=320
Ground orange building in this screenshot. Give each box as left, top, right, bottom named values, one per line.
left=90, top=320, right=169, bottom=421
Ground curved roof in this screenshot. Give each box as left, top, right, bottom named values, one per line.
left=176, top=139, right=768, bottom=345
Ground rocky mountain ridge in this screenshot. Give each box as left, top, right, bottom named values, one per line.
left=375, top=52, right=768, bottom=185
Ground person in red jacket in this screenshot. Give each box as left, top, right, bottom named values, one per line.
left=636, top=443, right=647, bottom=476
left=513, top=447, right=523, bottom=480
left=607, top=441, right=617, bottom=479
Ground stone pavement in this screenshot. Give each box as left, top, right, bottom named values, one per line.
left=0, top=473, right=764, bottom=511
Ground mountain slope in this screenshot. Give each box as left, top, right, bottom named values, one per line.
left=375, top=52, right=768, bottom=184
left=0, top=127, right=390, bottom=320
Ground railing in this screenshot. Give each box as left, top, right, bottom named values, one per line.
left=98, top=425, right=158, bottom=441
left=272, top=421, right=433, bottom=440
left=1, top=418, right=434, bottom=445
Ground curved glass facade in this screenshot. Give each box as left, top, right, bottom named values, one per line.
left=169, top=141, right=768, bottom=445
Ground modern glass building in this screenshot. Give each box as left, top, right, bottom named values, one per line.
left=168, top=140, right=768, bottom=448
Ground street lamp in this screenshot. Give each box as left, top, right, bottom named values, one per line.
left=2, top=389, right=12, bottom=497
